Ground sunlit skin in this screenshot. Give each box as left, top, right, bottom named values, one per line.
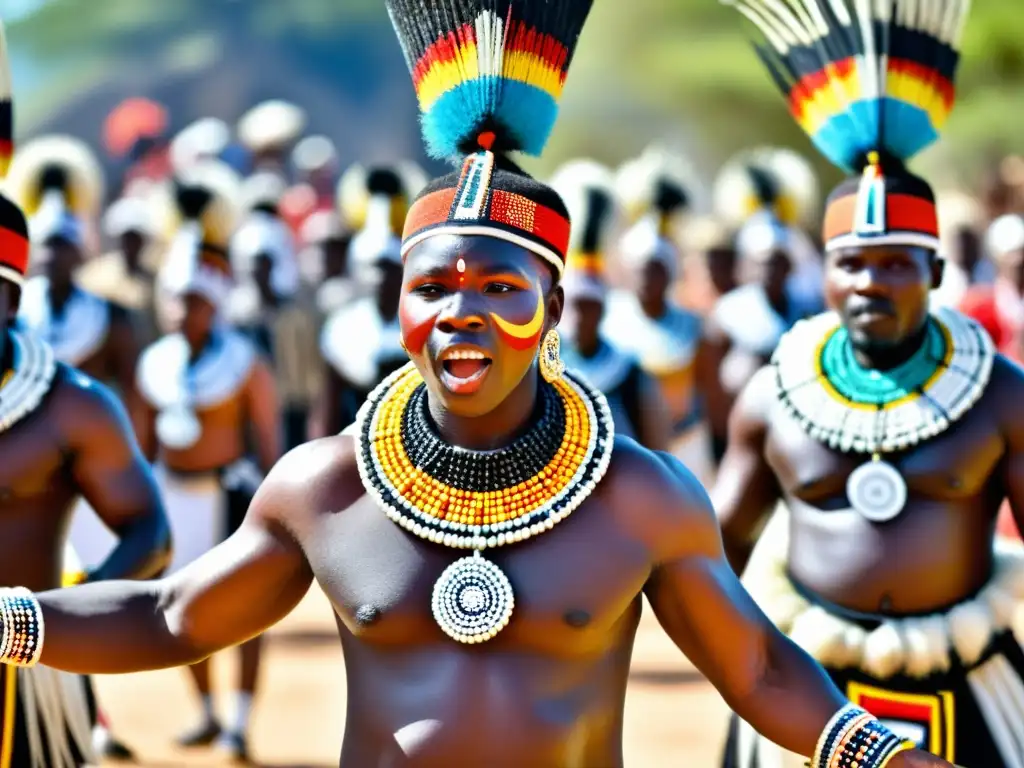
left=399, top=234, right=561, bottom=431
left=716, top=241, right=1023, bottom=618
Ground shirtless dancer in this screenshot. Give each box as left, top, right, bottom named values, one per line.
left=550, top=158, right=669, bottom=449
left=715, top=2, right=1021, bottom=765
left=138, top=173, right=281, bottom=761
left=0, top=3, right=948, bottom=767
left=0, top=35, right=169, bottom=767
left=602, top=152, right=713, bottom=483
left=10, top=137, right=138, bottom=398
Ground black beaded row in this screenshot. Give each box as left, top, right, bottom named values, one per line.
left=810, top=706, right=864, bottom=768
left=831, top=720, right=907, bottom=768
left=401, top=381, right=566, bottom=492
left=0, top=590, right=42, bottom=667
left=359, top=370, right=613, bottom=537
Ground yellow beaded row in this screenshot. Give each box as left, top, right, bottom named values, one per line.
left=372, top=367, right=592, bottom=527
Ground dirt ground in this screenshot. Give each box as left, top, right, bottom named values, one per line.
left=91, top=586, right=731, bottom=767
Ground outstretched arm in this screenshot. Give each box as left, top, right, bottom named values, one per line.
left=27, top=440, right=324, bottom=675
left=712, top=365, right=783, bottom=574
left=640, top=450, right=843, bottom=755
left=640, top=452, right=945, bottom=767
left=62, top=372, right=169, bottom=582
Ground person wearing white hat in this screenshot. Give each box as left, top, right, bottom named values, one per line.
left=310, top=166, right=408, bottom=439
left=228, top=209, right=319, bottom=453
left=237, top=100, right=306, bottom=178
left=11, top=140, right=140, bottom=402
left=602, top=151, right=714, bottom=485
left=76, top=195, right=162, bottom=349
left=550, top=159, right=670, bottom=450
left=959, top=213, right=1024, bottom=362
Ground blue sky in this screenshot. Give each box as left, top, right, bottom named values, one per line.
left=4, top=0, right=47, bottom=22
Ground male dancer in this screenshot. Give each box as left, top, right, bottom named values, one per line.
left=229, top=206, right=318, bottom=451
left=551, top=158, right=669, bottom=449
left=9, top=139, right=138, bottom=399
left=77, top=195, right=162, bottom=350
left=311, top=167, right=411, bottom=439
left=601, top=156, right=714, bottom=483
left=136, top=177, right=281, bottom=762
left=714, top=2, right=1022, bottom=765
left=0, top=34, right=170, bottom=767
left=0, top=3, right=947, bottom=767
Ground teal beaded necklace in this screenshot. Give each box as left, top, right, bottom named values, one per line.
left=818, top=319, right=948, bottom=407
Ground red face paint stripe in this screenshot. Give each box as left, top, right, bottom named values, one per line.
left=0, top=228, right=29, bottom=279
left=399, top=298, right=438, bottom=357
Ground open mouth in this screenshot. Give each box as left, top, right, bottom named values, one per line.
left=439, top=348, right=493, bottom=394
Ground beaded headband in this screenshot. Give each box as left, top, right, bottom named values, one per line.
left=729, top=0, right=971, bottom=253
left=388, top=0, right=594, bottom=277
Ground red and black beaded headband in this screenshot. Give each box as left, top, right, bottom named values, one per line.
left=401, top=140, right=571, bottom=276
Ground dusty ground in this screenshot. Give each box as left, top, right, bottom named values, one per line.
left=91, top=586, right=730, bottom=767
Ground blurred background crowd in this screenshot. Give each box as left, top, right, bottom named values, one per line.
left=6, top=0, right=1024, bottom=765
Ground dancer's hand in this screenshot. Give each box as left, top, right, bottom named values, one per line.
left=887, top=750, right=955, bottom=767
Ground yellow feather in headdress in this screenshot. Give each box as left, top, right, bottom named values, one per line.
left=150, top=160, right=242, bottom=250
left=6, top=135, right=105, bottom=219
left=337, top=161, right=427, bottom=234
left=713, top=146, right=819, bottom=228
left=615, top=145, right=698, bottom=239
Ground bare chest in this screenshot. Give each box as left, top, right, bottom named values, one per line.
left=304, top=494, right=652, bottom=657
left=765, top=402, right=1004, bottom=505
left=0, top=414, right=67, bottom=502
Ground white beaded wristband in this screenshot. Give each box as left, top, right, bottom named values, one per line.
left=0, top=587, right=44, bottom=667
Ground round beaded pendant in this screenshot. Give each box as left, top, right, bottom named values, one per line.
left=431, top=551, right=514, bottom=644
left=846, top=458, right=907, bottom=523
left=355, top=363, right=614, bottom=643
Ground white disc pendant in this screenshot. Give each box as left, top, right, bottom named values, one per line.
left=846, top=460, right=907, bottom=523
left=156, top=405, right=203, bottom=450
left=431, top=551, right=514, bottom=644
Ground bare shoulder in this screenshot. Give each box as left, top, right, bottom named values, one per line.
left=983, top=354, right=1024, bottom=442
left=250, top=433, right=367, bottom=536
left=48, top=364, right=135, bottom=444
left=602, top=436, right=720, bottom=565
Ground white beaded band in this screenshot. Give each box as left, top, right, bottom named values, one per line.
left=0, top=587, right=44, bottom=667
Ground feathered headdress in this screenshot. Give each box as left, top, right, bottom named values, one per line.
left=0, top=19, right=28, bottom=287
left=347, top=167, right=410, bottom=280
left=727, top=0, right=971, bottom=252
left=616, top=147, right=692, bottom=276
left=156, top=161, right=241, bottom=311
left=713, top=146, right=819, bottom=228
left=387, top=0, right=594, bottom=278
left=549, top=159, right=620, bottom=301
left=337, top=160, right=426, bottom=234
left=7, top=134, right=105, bottom=250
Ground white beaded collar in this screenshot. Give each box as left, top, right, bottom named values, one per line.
left=0, top=331, right=58, bottom=436
left=17, top=278, right=110, bottom=368
left=137, top=328, right=256, bottom=413
left=772, top=307, right=995, bottom=454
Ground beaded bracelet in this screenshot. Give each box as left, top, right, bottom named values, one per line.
left=809, top=704, right=913, bottom=768
left=0, top=587, right=44, bottom=667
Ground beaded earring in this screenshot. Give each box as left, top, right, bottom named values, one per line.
left=539, top=329, right=565, bottom=383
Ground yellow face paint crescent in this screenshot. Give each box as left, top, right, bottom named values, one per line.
left=490, top=287, right=545, bottom=351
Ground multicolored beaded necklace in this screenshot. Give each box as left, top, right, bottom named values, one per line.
left=773, top=307, right=993, bottom=522
left=355, top=362, right=614, bottom=643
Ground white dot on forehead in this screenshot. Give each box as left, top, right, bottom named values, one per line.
left=456, top=257, right=466, bottom=273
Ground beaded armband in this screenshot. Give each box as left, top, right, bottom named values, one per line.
left=0, top=587, right=44, bottom=667
left=809, top=704, right=913, bottom=768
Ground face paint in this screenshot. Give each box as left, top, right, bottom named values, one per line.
left=489, top=287, right=545, bottom=352
left=399, top=295, right=438, bottom=356
left=457, top=257, right=466, bottom=286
